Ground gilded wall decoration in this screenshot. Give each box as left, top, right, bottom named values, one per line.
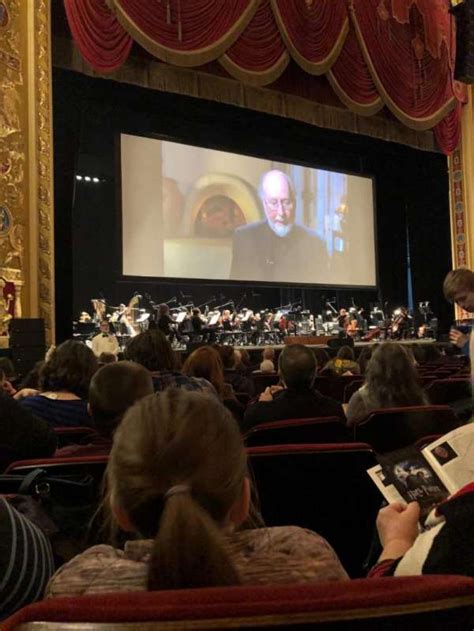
left=0, top=0, right=54, bottom=342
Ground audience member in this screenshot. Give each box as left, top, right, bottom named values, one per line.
left=322, top=346, right=360, bottom=376
left=443, top=268, right=474, bottom=364
left=0, top=391, right=57, bottom=470
left=242, top=344, right=345, bottom=433
left=217, top=345, right=255, bottom=396
left=124, top=330, right=215, bottom=394
left=357, top=344, right=379, bottom=375
left=55, top=361, right=153, bottom=457
left=18, top=360, right=44, bottom=391
left=0, top=497, right=55, bottom=619
left=346, top=342, right=429, bottom=427
left=369, top=483, right=474, bottom=578
left=98, top=352, right=117, bottom=365
left=183, top=346, right=244, bottom=423
left=182, top=346, right=236, bottom=401
left=45, top=389, right=347, bottom=597
left=313, top=348, right=330, bottom=374
left=259, top=347, right=275, bottom=372
left=18, top=340, right=97, bottom=428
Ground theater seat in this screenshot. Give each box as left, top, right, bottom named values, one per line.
left=244, top=417, right=352, bottom=447
left=53, top=426, right=97, bottom=448
left=426, top=378, right=472, bottom=405
left=251, top=373, right=279, bottom=395
left=247, top=443, right=379, bottom=578
left=353, top=405, right=461, bottom=453
left=4, top=576, right=474, bottom=630
left=4, top=455, right=109, bottom=482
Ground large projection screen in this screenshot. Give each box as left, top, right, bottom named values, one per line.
left=121, top=134, right=377, bottom=286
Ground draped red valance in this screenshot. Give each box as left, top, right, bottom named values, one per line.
left=63, top=0, right=467, bottom=154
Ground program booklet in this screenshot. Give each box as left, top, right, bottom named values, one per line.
left=367, top=423, right=474, bottom=523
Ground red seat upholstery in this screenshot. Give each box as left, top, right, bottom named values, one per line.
left=244, top=417, right=352, bottom=447
left=353, top=405, right=461, bottom=454
left=4, top=576, right=474, bottom=630
left=4, top=455, right=109, bottom=482
left=426, top=378, right=472, bottom=405
left=247, top=443, right=379, bottom=578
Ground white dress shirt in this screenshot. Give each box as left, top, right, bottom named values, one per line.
left=91, top=333, right=120, bottom=357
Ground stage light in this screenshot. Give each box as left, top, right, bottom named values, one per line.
left=93, top=177, right=100, bottom=183
left=75, top=175, right=83, bottom=181
left=393, top=308, right=401, bottom=315
left=84, top=176, right=91, bottom=182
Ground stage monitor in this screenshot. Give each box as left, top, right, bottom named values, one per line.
left=120, top=134, right=377, bottom=286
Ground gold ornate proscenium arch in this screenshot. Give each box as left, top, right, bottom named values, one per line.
left=0, top=0, right=55, bottom=343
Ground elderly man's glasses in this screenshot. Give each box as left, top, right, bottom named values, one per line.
left=265, top=198, right=293, bottom=211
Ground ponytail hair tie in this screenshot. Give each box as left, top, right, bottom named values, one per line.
left=164, top=484, right=190, bottom=501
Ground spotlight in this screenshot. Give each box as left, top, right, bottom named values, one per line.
left=84, top=176, right=91, bottom=182
left=92, top=177, right=100, bottom=183
left=75, top=175, right=83, bottom=181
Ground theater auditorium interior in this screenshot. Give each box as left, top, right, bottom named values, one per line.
left=0, top=0, right=474, bottom=627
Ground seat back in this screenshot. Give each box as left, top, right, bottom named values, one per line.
left=251, top=373, right=279, bottom=395
left=343, top=379, right=364, bottom=403
left=53, top=426, right=97, bottom=448
left=6, top=576, right=474, bottom=630
left=245, top=417, right=352, bottom=447
left=4, top=455, right=109, bottom=483
left=247, top=443, right=379, bottom=578
left=426, top=378, right=472, bottom=405
left=354, top=406, right=460, bottom=453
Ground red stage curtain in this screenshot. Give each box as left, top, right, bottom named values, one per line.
left=63, top=0, right=467, bottom=154
left=351, top=0, right=458, bottom=130
left=64, top=0, right=132, bottom=72
left=112, top=0, right=259, bottom=66
left=271, top=0, right=349, bottom=75
left=220, top=0, right=289, bottom=86
left=328, top=27, right=382, bottom=117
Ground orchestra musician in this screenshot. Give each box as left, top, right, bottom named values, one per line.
left=220, top=309, right=235, bottom=332
left=157, top=303, right=174, bottom=337
left=91, top=320, right=120, bottom=357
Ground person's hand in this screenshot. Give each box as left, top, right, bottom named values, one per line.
left=449, top=329, right=469, bottom=349
left=259, top=387, right=274, bottom=402
left=376, top=502, right=420, bottom=560
left=269, top=385, right=284, bottom=395
left=14, top=388, right=39, bottom=400
left=1, top=380, right=17, bottom=396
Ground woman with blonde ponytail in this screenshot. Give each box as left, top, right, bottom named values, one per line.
left=45, top=390, right=347, bottom=598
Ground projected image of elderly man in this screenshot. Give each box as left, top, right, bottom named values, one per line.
left=229, top=169, right=328, bottom=283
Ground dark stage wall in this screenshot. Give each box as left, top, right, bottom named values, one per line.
left=52, top=69, right=452, bottom=342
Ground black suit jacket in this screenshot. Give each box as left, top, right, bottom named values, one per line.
left=242, top=387, right=346, bottom=433
left=230, top=221, right=328, bottom=282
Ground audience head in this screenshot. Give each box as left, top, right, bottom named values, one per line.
left=313, top=348, right=330, bottom=371
left=89, top=361, right=153, bottom=438
left=108, top=389, right=249, bottom=590
left=259, top=359, right=275, bottom=373
left=182, top=346, right=225, bottom=398
left=358, top=344, right=379, bottom=374
left=98, top=352, right=117, bottom=365
left=278, top=344, right=316, bottom=390
left=364, top=342, right=426, bottom=408
left=217, top=345, right=236, bottom=369
left=124, top=330, right=174, bottom=372
left=262, top=347, right=275, bottom=361
left=443, top=268, right=474, bottom=312
left=336, top=345, right=355, bottom=361
left=40, top=340, right=97, bottom=399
